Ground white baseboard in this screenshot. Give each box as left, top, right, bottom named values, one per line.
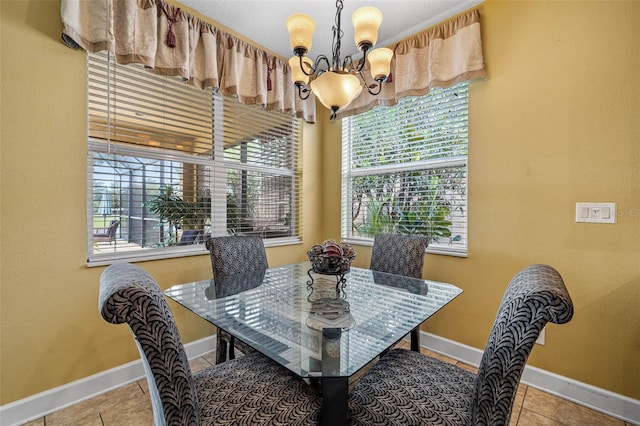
left=0, top=336, right=216, bottom=426
left=420, top=331, right=640, bottom=425
left=2, top=333, right=638, bottom=426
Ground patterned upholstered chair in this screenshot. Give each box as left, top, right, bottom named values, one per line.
left=99, top=263, right=320, bottom=425
left=349, top=264, right=574, bottom=426
left=370, top=233, right=429, bottom=351
left=205, top=235, right=267, bottom=363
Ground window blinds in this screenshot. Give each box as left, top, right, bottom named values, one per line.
left=88, top=51, right=213, bottom=157
left=342, top=83, right=468, bottom=255
left=87, top=51, right=300, bottom=263
left=211, top=95, right=301, bottom=240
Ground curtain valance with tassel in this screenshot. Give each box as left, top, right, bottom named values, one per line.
left=61, top=0, right=317, bottom=123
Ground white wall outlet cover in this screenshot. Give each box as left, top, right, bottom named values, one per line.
left=575, top=202, right=617, bottom=224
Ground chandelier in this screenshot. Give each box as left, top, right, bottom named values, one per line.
left=286, top=0, right=393, bottom=120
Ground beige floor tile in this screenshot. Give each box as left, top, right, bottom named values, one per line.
left=395, top=340, right=410, bottom=350
left=44, top=382, right=151, bottom=426
left=517, top=408, right=565, bottom=425
left=100, top=399, right=153, bottom=425
left=45, top=403, right=104, bottom=426
left=43, top=384, right=119, bottom=426
left=455, top=361, right=478, bottom=374
left=19, top=418, right=45, bottom=426
left=202, top=351, right=217, bottom=366
left=137, top=377, right=150, bottom=394
left=189, top=355, right=213, bottom=373
left=96, top=382, right=153, bottom=425
left=509, top=385, right=529, bottom=426
left=523, top=387, right=624, bottom=426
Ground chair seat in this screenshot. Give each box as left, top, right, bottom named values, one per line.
left=350, top=349, right=475, bottom=426
left=196, top=351, right=321, bottom=425
left=350, top=264, right=574, bottom=426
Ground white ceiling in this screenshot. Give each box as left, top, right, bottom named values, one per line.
left=179, top=0, right=483, bottom=60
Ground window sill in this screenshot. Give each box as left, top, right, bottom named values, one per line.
left=341, top=237, right=467, bottom=258
left=87, top=237, right=303, bottom=267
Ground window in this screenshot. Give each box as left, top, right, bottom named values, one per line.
left=88, top=52, right=301, bottom=264
left=341, top=83, right=468, bottom=256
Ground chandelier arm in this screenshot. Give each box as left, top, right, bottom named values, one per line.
left=298, top=55, right=318, bottom=77
left=354, top=47, right=371, bottom=73
left=364, top=75, right=386, bottom=95
left=295, top=83, right=312, bottom=100
left=342, top=54, right=355, bottom=72
left=314, top=55, right=332, bottom=75
left=365, top=81, right=383, bottom=96
left=354, top=67, right=385, bottom=96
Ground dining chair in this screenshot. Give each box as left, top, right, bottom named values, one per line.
left=370, top=233, right=429, bottom=351
left=349, top=264, right=574, bottom=426
left=205, top=235, right=268, bottom=363
left=99, top=262, right=320, bottom=425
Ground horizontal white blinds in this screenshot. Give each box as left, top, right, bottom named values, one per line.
left=342, top=83, right=468, bottom=253
left=88, top=51, right=213, bottom=157
left=212, top=94, right=301, bottom=239
left=346, top=85, right=468, bottom=170
left=213, top=94, right=299, bottom=170
left=87, top=52, right=301, bottom=262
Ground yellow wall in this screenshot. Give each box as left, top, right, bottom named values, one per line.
left=0, top=0, right=325, bottom=405
left=324, top=0, right=640, bottom=399
left=1, top=0, right=638, bottom=407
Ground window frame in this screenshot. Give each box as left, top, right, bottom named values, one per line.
left=340, top=83, right=469, bottom=257
left=86, top=53, right=301, bottom=266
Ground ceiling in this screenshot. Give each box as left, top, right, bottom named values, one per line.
left=179, top=0, right=483, bottom=60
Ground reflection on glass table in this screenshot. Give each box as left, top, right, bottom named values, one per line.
left=165, top=262, right=462, bottom=426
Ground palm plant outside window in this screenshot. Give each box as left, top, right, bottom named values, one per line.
left=341, top=83, right=468, bottom=256
left=87, top=52, right=301, bottom=264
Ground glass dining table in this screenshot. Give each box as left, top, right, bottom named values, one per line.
left=164, top=262, right=463, bottom=425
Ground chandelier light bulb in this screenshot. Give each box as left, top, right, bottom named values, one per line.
left=367, top=47, right=393, bottom=81
left=289, top=56, right=314, bottom=85
left=310, top=71, right=363, bottom=112
left=352, top=6, right=383, bottom=51
left=286, top=14, right=315, bottom=55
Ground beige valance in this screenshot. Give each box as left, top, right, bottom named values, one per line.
left=337, top=8, right=486, bottom=119
left=60, top=0, right=317, bottom=123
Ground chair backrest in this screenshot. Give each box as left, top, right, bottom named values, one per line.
left=369, top=233, right=428, bottom=278
left=99, top=263, right=200, bottom=426
left=206, top=269, right=266, bottom=299
left=468, top=264, right=574, bottom=425
left=372, top=271, right=429, bottom=295
left=205, top=236, right=268, bottom=278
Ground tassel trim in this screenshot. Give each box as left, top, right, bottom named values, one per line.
left=157, top=0, right=181, bottom=48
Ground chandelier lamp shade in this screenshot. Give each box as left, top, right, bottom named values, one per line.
left=286, top=0, right=393, bottom=119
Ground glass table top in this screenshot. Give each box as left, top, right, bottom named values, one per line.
left=165, top=262, right=462, bottom=379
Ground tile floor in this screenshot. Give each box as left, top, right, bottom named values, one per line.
left=21, top=345, right=633, bottom=426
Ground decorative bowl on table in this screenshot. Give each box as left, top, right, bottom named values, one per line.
left=307, top=240, right=357, bottom=275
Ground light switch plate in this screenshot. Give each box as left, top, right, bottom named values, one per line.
left=575, top=203, right=617, bottom=223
